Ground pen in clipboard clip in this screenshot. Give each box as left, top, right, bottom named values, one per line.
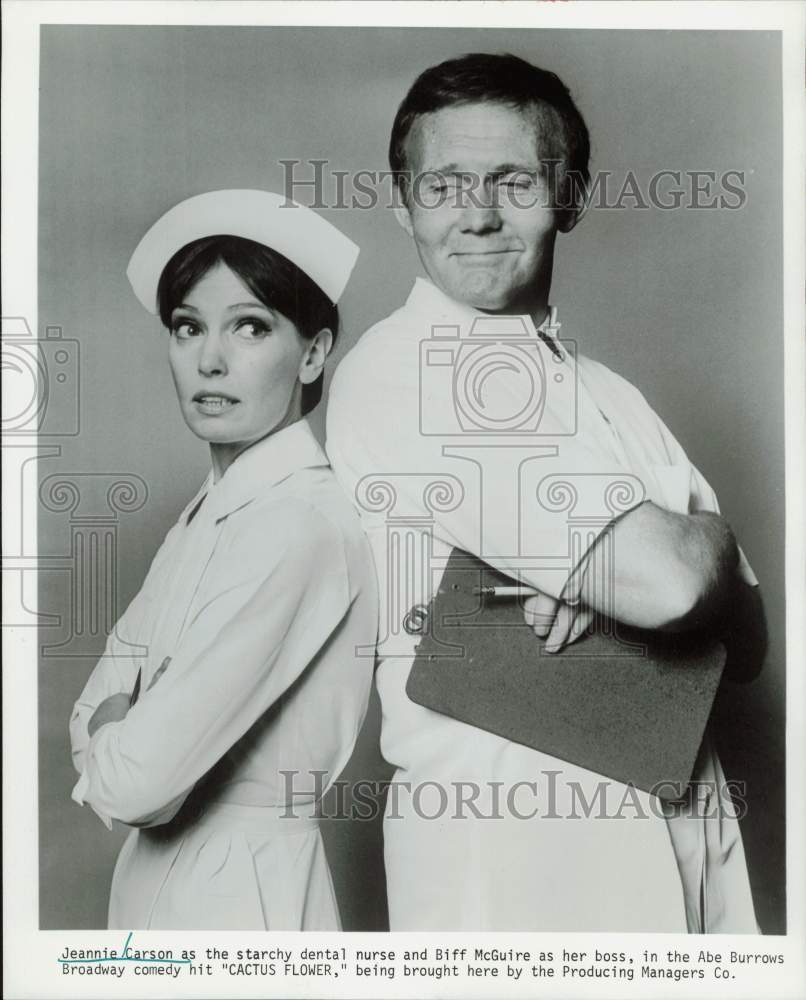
left=473, top=585, right=540, bottom=598
left=473, top=585, right=581, bottom=607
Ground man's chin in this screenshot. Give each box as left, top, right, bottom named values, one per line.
left=454, top=276, right=521, bottom=313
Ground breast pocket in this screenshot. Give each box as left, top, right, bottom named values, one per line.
left=649, top=464, right=694, bottom=514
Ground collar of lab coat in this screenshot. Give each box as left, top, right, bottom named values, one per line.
left=404, top=276, right=563, bottom=347
left=192, top=418, right=330, bottom=523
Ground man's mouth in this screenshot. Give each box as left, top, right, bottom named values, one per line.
left=452, top=249, right=519, bottom=261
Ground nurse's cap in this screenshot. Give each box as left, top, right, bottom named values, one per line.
left=127, top=189, right=360, bottom=312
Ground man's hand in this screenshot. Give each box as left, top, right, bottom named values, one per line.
left=523, top=592, right=594, bottom=653
left=87, top=693, right=131, bottom=738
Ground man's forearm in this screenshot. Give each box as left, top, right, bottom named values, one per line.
left=576, top=502, right=740, bottom=631
left=666, top=510, right=741, bottom=630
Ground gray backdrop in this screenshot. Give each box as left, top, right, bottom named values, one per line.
left=38, top=25, right=784, bottom=932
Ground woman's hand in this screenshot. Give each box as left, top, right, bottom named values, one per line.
left=128, top=658, right=170, bottom=709
left=147, top=657, right=171, bottom=692
left=87, top=693, right=131, bottom=738
left=86, top=658, right=172, bottom=739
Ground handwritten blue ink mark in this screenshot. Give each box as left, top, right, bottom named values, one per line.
left=58, top=931, right=191, bottom=966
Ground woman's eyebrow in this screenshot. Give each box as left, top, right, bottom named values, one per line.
left=225, top=301, right=271, bottom=312
left=173, top=303, right=200, bottom=314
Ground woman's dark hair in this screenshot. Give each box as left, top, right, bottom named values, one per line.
left=157, top=234, right=338, bottom=414
left=389, top=52, right=590, bottom=215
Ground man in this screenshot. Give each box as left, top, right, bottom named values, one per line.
left=327, top=53, right=765, bottom=932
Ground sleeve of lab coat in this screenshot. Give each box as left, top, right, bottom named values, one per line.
left=71, top=502, right=352, bottom=827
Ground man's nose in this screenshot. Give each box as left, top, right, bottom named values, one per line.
left=198, top=331, right=228, bottom=376
left=458, top=193, right=503, bottom=233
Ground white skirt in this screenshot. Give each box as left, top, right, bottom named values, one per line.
left=108, top=801, right=339, bottom=930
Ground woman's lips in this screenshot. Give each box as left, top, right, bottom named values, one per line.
left=192, top=393, right=239, bottom=415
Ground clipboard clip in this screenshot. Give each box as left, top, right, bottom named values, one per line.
left=403, top=604, right=430, bottom=635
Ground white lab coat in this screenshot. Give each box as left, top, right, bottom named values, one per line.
left=326, top=278, right=758, bottom=933
left=70, top=420, right=378, bottom=930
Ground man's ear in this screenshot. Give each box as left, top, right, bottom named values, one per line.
left=557, top=182, right=592, bottom=234
left=298, top=328, right=334, bottom=385
left=393, top=201, right=415, bottom=238
left=557, top=203, right=589, bottom=234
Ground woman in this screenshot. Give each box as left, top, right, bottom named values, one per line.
left=69, top=190, right=378, bottom=930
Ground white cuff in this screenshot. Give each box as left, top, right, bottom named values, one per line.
left=70, top=733, right=114, bottom=830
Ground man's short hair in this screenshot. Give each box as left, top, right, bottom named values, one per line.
left=389, top=52, right=590, bottom=213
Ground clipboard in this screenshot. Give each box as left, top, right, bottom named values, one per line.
left=406, top=549, right=726, bottom=800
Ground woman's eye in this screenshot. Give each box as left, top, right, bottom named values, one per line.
left=171, top=321, right=200, bottom=339
left=233, top=318, right=271, bottom=340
